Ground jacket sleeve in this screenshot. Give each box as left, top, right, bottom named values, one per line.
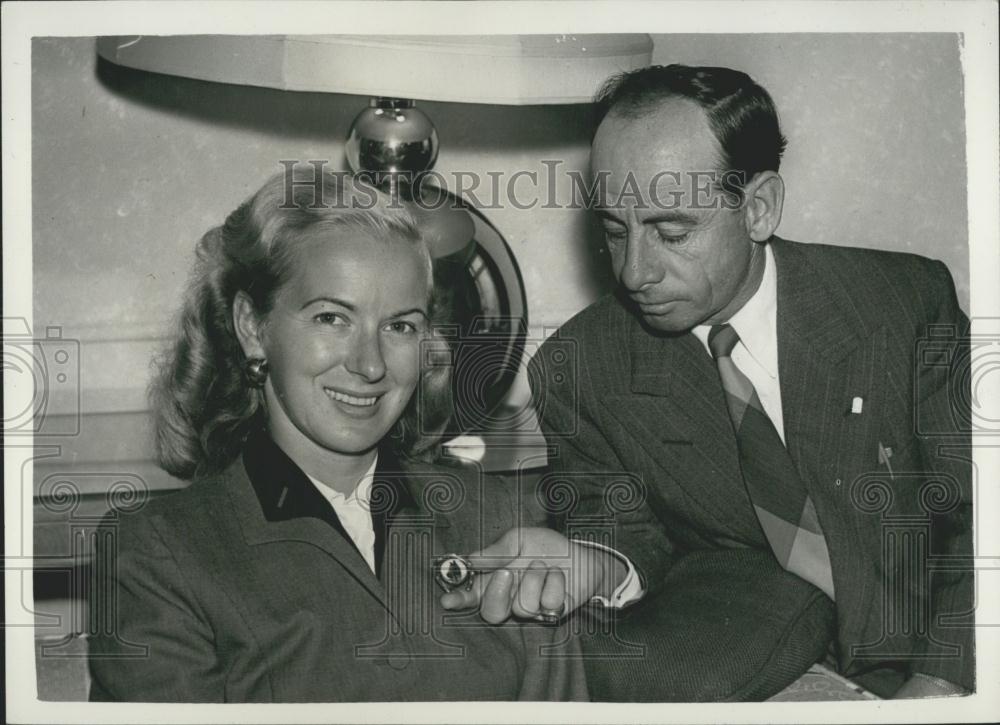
left=528, top=335, right=677, bottom=596
left=88, top=512, right=225, bottom=702
left=907, top=260, right=975, bottom=690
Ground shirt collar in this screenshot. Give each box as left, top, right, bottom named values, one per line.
left=305, top=456, right=378, bottom=506
left=692, top=242, right=779, bottom=379
left=241, top=428, right=415, bottom=525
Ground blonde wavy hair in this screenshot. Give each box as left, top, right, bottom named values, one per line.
left=150, top=168, right=452, bottom=480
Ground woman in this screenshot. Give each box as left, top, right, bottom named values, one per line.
left=87, top=169, right=586, bottom=702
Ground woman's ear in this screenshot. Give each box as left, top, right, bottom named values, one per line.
left=742, top=171, right=785, bottom=242
left=232, top=291, right=266, bottom=359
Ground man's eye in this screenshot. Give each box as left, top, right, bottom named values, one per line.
left=658, top=231, right=690, bottom=245
left=603, top=228, right=627, bottom=244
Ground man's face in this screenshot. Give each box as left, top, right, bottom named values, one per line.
left=591, top=98, right=759, bottom=333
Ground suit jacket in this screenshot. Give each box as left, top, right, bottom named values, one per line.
left=529, top=237, right=973, bottom=692
left=88, top=432, right=587, bottom=702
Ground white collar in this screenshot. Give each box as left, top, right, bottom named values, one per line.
left=305, top=454, right=378, bottom=505
left=692, top=243, right=779, bottom=379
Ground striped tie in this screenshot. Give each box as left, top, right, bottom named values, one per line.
left=708, top=324, right=835, bottom=600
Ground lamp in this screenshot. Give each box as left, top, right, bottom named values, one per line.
left=96, top=35, right=653, bottom=103
left=96, top=34, right=653, bottom=464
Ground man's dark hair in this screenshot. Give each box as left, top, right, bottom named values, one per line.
left=595, top=64, right=787, bottom=199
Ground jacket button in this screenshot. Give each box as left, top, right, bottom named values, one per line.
left=835, top=478, right=842, bottom=486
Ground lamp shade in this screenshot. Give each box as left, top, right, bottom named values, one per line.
left=96, top=34, right=652, bottom=104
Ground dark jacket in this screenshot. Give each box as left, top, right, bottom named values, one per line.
left=529, top=238, right=974, bottom=693
left=88, top=432, right=587, bottom=702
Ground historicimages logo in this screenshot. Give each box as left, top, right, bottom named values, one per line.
left=3, top=317, right=81, bottom=436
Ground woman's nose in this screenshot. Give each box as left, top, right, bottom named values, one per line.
left=345, top=330, right=387, bottom=382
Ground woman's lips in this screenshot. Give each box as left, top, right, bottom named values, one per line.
left=324, top=388, right=378, bottom=407
left=322, top=387, right=385, bottom=418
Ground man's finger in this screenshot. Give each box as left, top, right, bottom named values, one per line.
left=440, top=569, right=491, bottom=610
left=462, top=529, right=524, bottom=572
left=480, top=568, right=516, bottom=624
left=463, top=551, right=519, bottom=573
left=511, top=560, right=548, bottom=618
left=540, top=567, right=566, bottom=615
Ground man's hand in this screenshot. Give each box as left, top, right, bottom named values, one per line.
left=439, top=527, right=627, bottom=624
left=892, top=672, right=967, bottom=699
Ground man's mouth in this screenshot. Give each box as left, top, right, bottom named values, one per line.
left=637, top=300, right=680, bottom=315
left=323, top=388, right=380, bottom=407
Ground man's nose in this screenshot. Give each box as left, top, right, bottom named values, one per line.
left=618, top=231, right=663, bottom=292
left=345, top=329, right=387, bottom=382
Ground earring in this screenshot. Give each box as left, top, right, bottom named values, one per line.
left=244, top=357, right=269, bottom=387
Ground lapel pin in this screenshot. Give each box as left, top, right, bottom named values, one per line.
left=878, top=442, right=895, bottom=480
left=851, top=396, right=864, bottom=414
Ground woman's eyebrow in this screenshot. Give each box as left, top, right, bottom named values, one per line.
left=390, top=307, right=429, bottom=319
left=300, top=296, right=355, bottom=311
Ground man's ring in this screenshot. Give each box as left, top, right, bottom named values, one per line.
left=538, top=606, right=563, bottom=624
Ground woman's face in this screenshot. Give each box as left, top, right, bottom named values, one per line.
left=257, top=229, right=430, bottom=467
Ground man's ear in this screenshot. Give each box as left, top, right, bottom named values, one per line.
left=233, top=291, right=266, bottom=359
left=742, top=171, right=784, bottom=242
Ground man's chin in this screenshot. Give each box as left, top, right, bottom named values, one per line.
left=639, top=312, right=694, bottom=334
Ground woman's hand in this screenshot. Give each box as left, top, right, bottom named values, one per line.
left=439, top=526, right=626, bottom=624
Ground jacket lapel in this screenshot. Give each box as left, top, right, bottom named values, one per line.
left=603, top=316, right=763, bottom=545
left=772, top=239, right=879, bottom=477
left=772, top=238, right=887, bottom=660
left=225, top=432, right=460, bottom=653
left=227, top=431, right=390, bottom=608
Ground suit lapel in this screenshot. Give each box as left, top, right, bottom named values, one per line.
left=226, top=432, right=462, bottom=652
left=773, top=238, right=867, bottom=480
left=772, top=239, right=887, bottom=658
left=227, top=431, right=391, bottom=608
left=226, top=466, right=391, bottom=609
left=605, top=316, right=763, bottom=544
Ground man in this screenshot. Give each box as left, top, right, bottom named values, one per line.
left=442, top=64, right=973, bottom=699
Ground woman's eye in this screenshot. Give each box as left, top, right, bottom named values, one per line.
left=314, top=312, right=346, bottom=326
left=385, top=320, right=418, bottom=335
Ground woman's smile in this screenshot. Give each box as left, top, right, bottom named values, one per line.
left=323, top=387, right=379, bottom=407
left=322, top=385, right=383, bottom=418
left=257, top=230, right=430, bottom=473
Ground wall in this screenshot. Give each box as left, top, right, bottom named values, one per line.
left=649, top=33, right=968, bottom=281
left=29, top=34, right=968, bottom=497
